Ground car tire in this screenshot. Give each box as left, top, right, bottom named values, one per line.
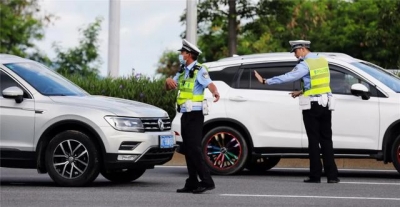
left=101, top=168, right=146, bottom=183
left=391, top=135, right=400, bottom=174
left=45, top=130, right=100, bottom=187
left=245, top=157, right=281, bottom=172
left=202, top=126, right=248, bottom=175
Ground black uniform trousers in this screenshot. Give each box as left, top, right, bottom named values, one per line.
left=180, top=111, right=214, bottom=188
left=302, top=102, right=338, bottom=180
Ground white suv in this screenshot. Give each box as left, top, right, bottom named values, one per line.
left=172, top=52, right=400, bottom=175
left=0, top=54, right=176, bottom=186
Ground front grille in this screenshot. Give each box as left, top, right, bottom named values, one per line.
left=137, top=147, right=176, bottom=164
left=140, top=117, right=171, bottom=132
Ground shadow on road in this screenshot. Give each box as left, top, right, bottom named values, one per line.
left=0, top=178, right=164, bottom=188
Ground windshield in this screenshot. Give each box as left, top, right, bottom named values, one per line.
left=350, top=62, right=400, bottom=93
left=4, top=62, right=88, bottom=96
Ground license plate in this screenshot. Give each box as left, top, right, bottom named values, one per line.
left=159, top=135, right=174, bottom=148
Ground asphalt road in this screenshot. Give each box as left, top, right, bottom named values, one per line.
left=1, top=167, right=400, bottom=207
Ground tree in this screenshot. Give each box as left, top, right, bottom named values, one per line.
left=156, top=50, right=181, bottom=77
left=227, top=0, right=237, bottom=56
left=0, top=0, right=54, bottom=61
left=360, top=0, right=400, bottom=68
left=180, top=0, right=255, bottom=61
left=236, top=0, right=400, bottom=68
left=177, top=0, right=399, bottom=68
left=53, top=17, right=103, bottom=76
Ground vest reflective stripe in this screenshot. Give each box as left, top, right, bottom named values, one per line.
left=177, top=64, right=206, bottom=105
left=303, top=57, right=332, bottom=96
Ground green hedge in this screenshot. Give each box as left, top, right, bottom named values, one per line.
left=64, top=74, right=178, bottom=120
left=64, top=71, right=400, bottom=121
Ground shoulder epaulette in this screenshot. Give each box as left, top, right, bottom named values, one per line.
left=189, top=64, right=202, bottom=78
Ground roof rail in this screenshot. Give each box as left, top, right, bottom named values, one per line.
left=217, top=52, right=353, bottom=62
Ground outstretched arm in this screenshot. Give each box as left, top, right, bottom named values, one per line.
left=254, top=63, right=309, bottom=85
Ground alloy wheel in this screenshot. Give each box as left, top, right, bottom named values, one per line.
left=52, top=139, right=89, bottom=179
left=205, top=132, right=242, bottom=170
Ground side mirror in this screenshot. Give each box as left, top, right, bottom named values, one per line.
left=350, top=83, right=370, bottom=100
left=2, top=86, right=24, bottom=103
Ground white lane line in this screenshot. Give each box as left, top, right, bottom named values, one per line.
left=220, top=194, right=400, bottom=201
left=273, top=168, right=398, bottom=173
left=341, top=182, right=400, bottom=185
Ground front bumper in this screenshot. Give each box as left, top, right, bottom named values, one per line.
left=99, top=126, right=177, bottom=169
left=104, top=145, right=177, bottom=170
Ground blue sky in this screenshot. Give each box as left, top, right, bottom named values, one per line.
left=37, top=0, right=187, bottom=77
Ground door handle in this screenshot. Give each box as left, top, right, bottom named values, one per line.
left=229, top=96, right=247, bottom=102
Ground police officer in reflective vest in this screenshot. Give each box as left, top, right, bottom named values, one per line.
left=165, top=39, right=220, bottom=193
left=254, top=40, right=340, bottom=184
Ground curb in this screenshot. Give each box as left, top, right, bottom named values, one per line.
left=164, top=152, right=396, bottom=170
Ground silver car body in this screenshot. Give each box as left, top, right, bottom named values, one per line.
left=0, top=54, right=176, bottom=185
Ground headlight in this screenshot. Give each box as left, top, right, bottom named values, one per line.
left=104, top=116, right=144, bottom=132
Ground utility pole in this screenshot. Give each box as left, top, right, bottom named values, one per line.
left=186, top=0, right=197, bottom=44
left=108, top=0, right=120, bottom=78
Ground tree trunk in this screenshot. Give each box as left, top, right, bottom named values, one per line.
left=228, top=0, right=237, bottom=56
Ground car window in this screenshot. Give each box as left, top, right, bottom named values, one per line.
left=330, top=69, right=376, bottom=96
left=350, top=62, right=400, bottom=93
left=238, top=69, right=251, bottom=88
left=4, top=62, right=88, bottom=96
left=238, top=67, right=294, bottom=91
left=208, top=66, right=239, bottom=87
left=0, top=71, right=31, bottom=98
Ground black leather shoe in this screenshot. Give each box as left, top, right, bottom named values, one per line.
left=192, top=186, right=215, bottom=194
left=327, top=178, right=340, bottom=183
left=303, top=178, right=321, bottom=183
left=177, top=187, right=195, bottom=193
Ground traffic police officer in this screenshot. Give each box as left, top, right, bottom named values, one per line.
left=165, top=39, right=220, bottom=193
left=254, top=40, right=340, bottom=183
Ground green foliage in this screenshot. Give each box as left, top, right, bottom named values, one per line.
left=0, top=0, right=54, bottom=60
left=64, top=74, right=178, bottom=120
left=53, top=17, right=103, bottom=76
left=185, top=0, right=400, bottom=69
left=156, top=50, right=181, bottom=78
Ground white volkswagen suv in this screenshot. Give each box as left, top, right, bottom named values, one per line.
left=172, top=52, right=400, bottom=175
left=0, top=54, right=176, bottom=186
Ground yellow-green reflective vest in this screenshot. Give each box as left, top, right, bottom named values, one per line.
left=177, top=64, right=206, bottom=105
left=303, top=57, right=332, bottom=96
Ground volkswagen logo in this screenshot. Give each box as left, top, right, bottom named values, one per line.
left=157, top=119, right=165, bottom=131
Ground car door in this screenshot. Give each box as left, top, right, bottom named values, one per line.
left=225, top=62, right=303, bottom=148
left=0, top=70, right=35, bottom=151
left=300, top=65, right=380, bottom=150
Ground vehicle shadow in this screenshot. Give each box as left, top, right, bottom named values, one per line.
left=0, top=178, right=165, bottom=188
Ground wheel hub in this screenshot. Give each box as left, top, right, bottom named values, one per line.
left=221, top=147, right=227, bottom=154
left=68, top=156, right=75, bottom=163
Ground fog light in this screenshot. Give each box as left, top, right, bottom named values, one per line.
left=117, top=155, right=138, bottom=161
